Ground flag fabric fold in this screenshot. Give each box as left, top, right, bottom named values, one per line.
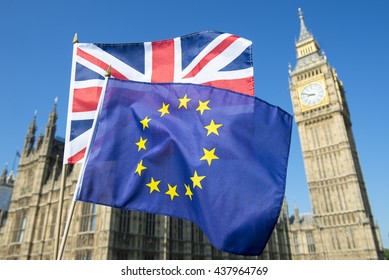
left=75, top=78, right=292, bottom=255
left=64, top=31, right=254, bottom=164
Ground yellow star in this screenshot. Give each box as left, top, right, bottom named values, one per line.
left=196, top=100, right=211, bottom=115
left=200, top=147, right=219, bottom=166
left=178, top=93, right=192, bottom=109
left=146, top=177, right=161, bottom=194
left=158, top=103, right=170, bottom=117
left=140, top=116, right=151, bottom=130
left=204, top=119, right=223, bottom=136
left=134, top=160, right=147, bottom=176
left=184, top=184, right=193, bottom=201
left=135, top=137, right=147, bottom=151
left=190, top=170, right=206, bottom=189
left=165, top=184, right=179, bottom=201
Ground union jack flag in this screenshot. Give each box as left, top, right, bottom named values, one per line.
left=64, top=31, right=254, bottom=164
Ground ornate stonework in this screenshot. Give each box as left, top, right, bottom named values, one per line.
left=288, top=9, right=384, bottom=260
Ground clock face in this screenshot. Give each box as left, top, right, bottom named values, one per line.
left=300, top=83, right=325, bottom=106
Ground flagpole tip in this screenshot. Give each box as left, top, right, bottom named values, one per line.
left=73, top=33, right=79, bottom=44
left=105, top=65, right=112, bottom=77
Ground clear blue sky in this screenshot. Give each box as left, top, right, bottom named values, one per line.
left=0, top=0, right=388, bottom=249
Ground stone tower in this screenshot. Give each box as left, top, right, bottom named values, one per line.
left=288, top=9, right=383, bottom=259
left=0, top=101, right=66, bottom=259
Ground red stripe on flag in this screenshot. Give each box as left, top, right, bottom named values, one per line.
left=67, top=148, right=86, bottom=164
left=184, top=35, right=240, bottom=79
left=72, top=87, right=102, bottom=112
left=204, top=77, right=254, bottom=96
left=77, top=48, right=128, bottom=80
left=151, top=39, right=175, bottom=82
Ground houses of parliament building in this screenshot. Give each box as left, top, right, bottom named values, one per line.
left=0, top=10, right=384, bottom=260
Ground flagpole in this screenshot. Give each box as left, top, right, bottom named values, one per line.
left=57, top=63, right=111, bottom=260
left=12, top=149, right=20, bottom=172
left=57, top=195, right=76, bottom=260
left=38, top=155, right=59, bottom=259
left=56, top=33, right=79, bottom=260
left=53, top=163, right=67, bottom=259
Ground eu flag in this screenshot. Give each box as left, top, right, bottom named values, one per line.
left=76, top=78, right=292, bottom=255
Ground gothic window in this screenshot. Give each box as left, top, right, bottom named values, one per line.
left=293, top=233, right=299, bottom=254
left=144, top=254, right=154, bottom=260
left=0, top=211, right=7, bottom=227
left=306, top=231, right=316, bottom=253
left=170, top=218, right=184, bottom=241
left=191, top=224, right=205, bottom=256
left=336, top=232, right=341, bottom=250
left=35, top=209, right=46, bottom=240
left=326, top=188, right=333, bottom=212
left=115, top=250, right=129, bottom=260
left=346, top=228, right=356, bottom=249
left=11, top=212, right=26, bottom=243
left=331, top=230, right=341, bottom=250
left=336, top=188, right=343, bottom=211
left=75, top=250, right=93, bottom=260
left=198, top=229, right=204, bottom=255
left=177, top=219, right=183, bottom=241
left=144, top=213, right=155, bottom=236
left=49, top=208, right=57, bottom=238
left=79, top=203, right=96, bottom=232
left=119, top=209, right=132, bottom=234
left=27, top=169, right=34, bottom=186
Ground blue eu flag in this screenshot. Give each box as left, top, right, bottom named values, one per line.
left=76, top=78, right=292, bottom=255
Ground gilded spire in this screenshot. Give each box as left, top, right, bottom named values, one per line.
left=297, top=8, right=313, bottom=42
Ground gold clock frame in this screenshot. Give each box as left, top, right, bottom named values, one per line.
left=297, top=78, right=329, bottom=112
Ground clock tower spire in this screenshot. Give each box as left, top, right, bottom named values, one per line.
left=289, top=9, right=383, bottom=259
left=295, top=8, right=320, bottom=61
left=297, top=8, right=313, bottom=42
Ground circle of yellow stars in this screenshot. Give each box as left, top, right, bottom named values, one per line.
left=133, top=92, right=223, bottom=202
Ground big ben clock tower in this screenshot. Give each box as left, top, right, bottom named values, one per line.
left=289, top=9, right=383, bottom=259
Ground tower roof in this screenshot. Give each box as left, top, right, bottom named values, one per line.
left=291, top=8, right=324, bottom=72
left=297, top=8, right=313, bottom=43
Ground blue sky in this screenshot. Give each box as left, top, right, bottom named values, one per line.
left=0, top=0, right=388, bottom=249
